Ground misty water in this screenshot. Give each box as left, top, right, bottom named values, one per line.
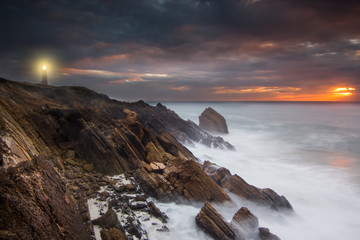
left=148, top=102, right=360, bottom=240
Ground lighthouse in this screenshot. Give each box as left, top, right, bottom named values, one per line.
left=41, top=65, right=48, bottom=85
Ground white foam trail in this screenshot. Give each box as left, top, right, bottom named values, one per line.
left=186, top=130, right=360, bottom=240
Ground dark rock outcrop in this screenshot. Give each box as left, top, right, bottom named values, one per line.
left=195, top=201, right=235, bottom=240
left=130, top=102, right=234, bottom=150
left=0, top=157, right=92, bottom=240
left=199, top=107, right=229, bottom=134
left=203, top=161, right=292, bottom=211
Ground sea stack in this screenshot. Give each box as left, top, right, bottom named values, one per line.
left=199, top=107, right=229, bottom=134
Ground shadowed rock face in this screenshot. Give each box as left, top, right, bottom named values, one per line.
left=199, top=107, right=229, bottom=134
left=203, top=161, right=292, bottom=211
left=0, top=157, right=92, bottom=240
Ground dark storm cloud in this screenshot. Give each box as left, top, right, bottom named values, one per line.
left=1, top=0, right=359, bottom=100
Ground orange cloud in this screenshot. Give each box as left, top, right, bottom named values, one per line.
left=101, top=54, right=130, bottom=61
left=213, top=86, right=301, bottom=94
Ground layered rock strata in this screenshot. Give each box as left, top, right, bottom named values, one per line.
left=203, top=161, right=292, bottom=210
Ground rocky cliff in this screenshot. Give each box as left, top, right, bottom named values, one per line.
left=0, top=78, right=291, bottom=240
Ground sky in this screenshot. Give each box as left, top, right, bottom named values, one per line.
left=1, top=0, right=360, bottom=101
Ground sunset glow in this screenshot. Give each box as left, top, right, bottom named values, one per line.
left=332, top=87, right=356, bottom=97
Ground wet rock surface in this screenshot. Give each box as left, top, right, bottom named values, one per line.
left=199, top=107, right=229, bottom=134
left=203, top=161, right=292, bottom=211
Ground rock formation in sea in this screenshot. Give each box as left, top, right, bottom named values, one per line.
left=196, top=202, right=280, bottom=240
left=199, top=107, right=229, bottom=134
left=0, top=77, right=291, bottom=239
left=203, top=161, right=292, bottom=211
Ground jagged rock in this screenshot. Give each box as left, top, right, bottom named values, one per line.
left=230, top=207, right=259, bottom=240
left=134, top=158, right=231, bottom=203
left=92, top=208, right=120, bottom=229
left=258, top=227, right=281, bottom=240
left=203, top=161, right=292, bottom=211
left=100, top=227, right=128, bottom=240
left=199, top=107, right=229, bottom=134
left=195, top=201, right=235, bottom=240
left=0, top=157, right=92, bottom=240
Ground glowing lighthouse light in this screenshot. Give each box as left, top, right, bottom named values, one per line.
left=41, top=64, right=48, bottom=85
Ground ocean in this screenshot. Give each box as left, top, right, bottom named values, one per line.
left=147, top=101, right=360, bottom=240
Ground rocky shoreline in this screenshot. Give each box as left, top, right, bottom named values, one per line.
left=0, top=78, right=292, bottom=240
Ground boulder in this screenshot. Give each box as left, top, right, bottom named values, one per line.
left=199, top=107, right=229, bottom=134
left=195, top=201, right=235, bottom=240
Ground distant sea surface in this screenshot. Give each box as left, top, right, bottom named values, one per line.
left=148, top=101, right=360, bottom=240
